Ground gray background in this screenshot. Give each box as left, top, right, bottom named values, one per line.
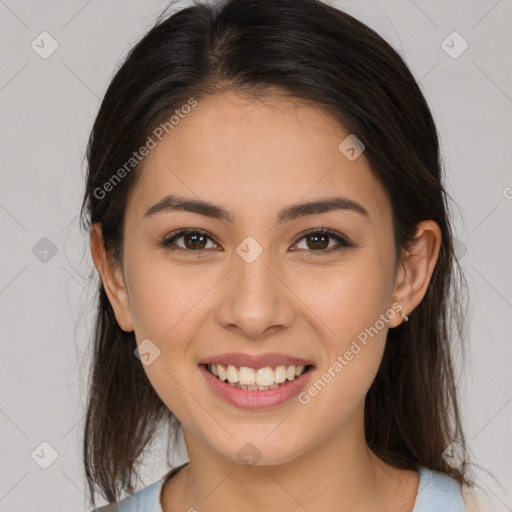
left=0, top=0, right=511, bottom=510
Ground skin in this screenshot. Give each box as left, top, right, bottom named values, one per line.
left=90, top=91, right=442, bottom=512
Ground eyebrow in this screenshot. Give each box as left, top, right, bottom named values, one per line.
left=143, top=194, right=369, bottom=223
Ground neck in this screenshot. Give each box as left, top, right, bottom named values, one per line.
left=162, top=414, right=419, bottom=512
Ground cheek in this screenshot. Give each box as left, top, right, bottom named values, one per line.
left=295, top=256, right=392, bottom=344
left=126, top=254, right=213, bottom=343
left=124, top=243, right=393, bottom=428
left=293, top=255, right=392, bottom=399
left=124, top=258, right=211, bottom=420
left=127, top=245, right=393, bottom=370
left=296, top=270, right=391, bottom=426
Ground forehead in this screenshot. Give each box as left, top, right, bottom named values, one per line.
left=127, top=92, right=391, bottom=225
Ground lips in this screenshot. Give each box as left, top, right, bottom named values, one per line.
left=198, top=351, right=315, bottom=369
left=199, top=363, right=315, bottom=409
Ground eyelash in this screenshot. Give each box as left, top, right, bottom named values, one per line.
left=160, top=227, right=353, bottom=256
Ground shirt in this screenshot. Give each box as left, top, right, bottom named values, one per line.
left=91, top=462, right=467, bottom=511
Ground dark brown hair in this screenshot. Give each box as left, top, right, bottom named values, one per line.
left=80, top=0, right=471, bottom=506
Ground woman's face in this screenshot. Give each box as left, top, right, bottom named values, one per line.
left=106, top=92, right=407, bottom=465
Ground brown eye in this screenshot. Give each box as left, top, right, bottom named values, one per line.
left=161, top=227, right=351, bottom=255
left=292, top=228, right=351, bottom=253
left=162, top=229, right=218, bottom=251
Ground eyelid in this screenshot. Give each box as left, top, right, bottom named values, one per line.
left=289, top=228, right=352, bottom=256
left=292, top=227, right=351, bottom=248
left=161, top=228, right=220, bottom=250
left=161, top=226, right=352, bottom=253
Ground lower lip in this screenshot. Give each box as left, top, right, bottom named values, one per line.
left=199, top=364, right=315, bottom=410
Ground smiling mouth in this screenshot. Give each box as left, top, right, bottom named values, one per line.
left=202, top=363, right=315, bottom=391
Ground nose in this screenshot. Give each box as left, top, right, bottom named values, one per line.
left=215, top=248, right=296, bottom=340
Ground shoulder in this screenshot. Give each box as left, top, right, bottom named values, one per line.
left=413, top=467, right=467, bottom=511
left=90, top=478, right=163, bottom=512
left=90, top=464, right=187, bottom=512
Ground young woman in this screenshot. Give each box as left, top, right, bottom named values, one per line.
left=82, top=0, right=485, bottom=510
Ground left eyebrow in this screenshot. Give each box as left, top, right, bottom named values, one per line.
left=143, top=194, right=370, bottom=223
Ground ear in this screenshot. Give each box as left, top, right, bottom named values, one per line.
left=387, top=220, right=442, bottom=328
left=90, top=223, right=134, bottom=332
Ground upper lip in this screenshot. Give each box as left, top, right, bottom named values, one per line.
left=199, top=352, right=315, bottom=368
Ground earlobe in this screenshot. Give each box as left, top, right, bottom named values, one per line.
left=388, top=220, right=442, bottom=328
left=90, top=223, right=135, bottom=332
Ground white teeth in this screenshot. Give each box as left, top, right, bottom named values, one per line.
left=207, top=363, right=309, bottom=388
left=239, top=367, right=256, bottom=385
left=227, top=381, right=282, bottom=391
left=217, top=364, right=227, bottom=381
left=286, top=366, right=296, bottom=380
left=226, top=364, right=239, bottom=383
left=274, top=365, right=287, bottom=383
left=256, top=367, right=275, bottom=387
